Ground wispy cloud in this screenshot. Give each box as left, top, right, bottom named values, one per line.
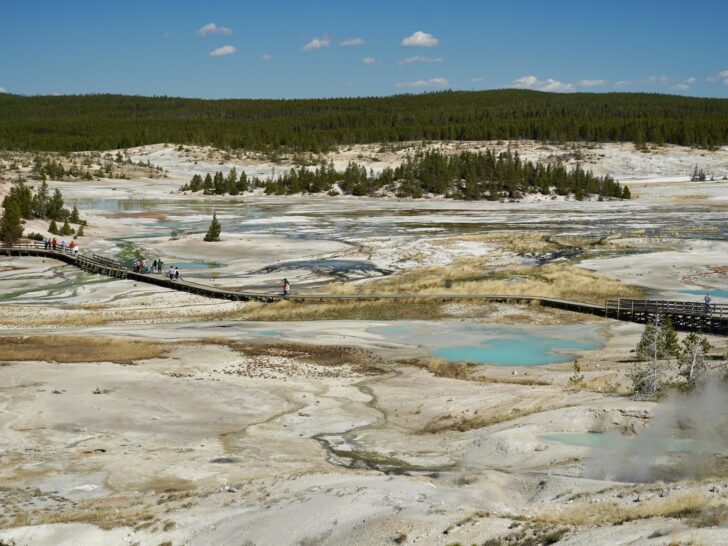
left=578, top=79, right=608, bottom=88
left=614, top=80, right=633, bottom=88
left=261, top=54, right=273, bottom=62
left=707, top=70, right=728, bottom=84
left=395, top=77, right=450, bottom=89
left=672, top=76, right=697, bottom=91
left=301, top=35, right=330, bottom=52
left=400, top=31, right=439, bottom=47
left=641, top=75, right=670, bottom=85
left=512, top=75, right=574, bottom=92
left=197, top=23, right=232, bottom=37
left=0, top=86, right=7, bottom=93
left=362, top=57, right=378, bottom=65
left=398, top=55, right=443, bottom=65
left=471, top=77, right=486, bottom=83
left=339, top=37, right=365, bottom=46
left=209, top=45, right=236, bottom=57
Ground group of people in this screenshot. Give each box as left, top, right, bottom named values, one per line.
left=132, top=257, right=183, bottom=281
left=43, top=238, right=79, bottom=256
left=133, top=258, right=164, bottom=274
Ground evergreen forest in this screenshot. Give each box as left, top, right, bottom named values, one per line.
left=1, top=90, right=727, bottom=152
left=180, top=149, right=630, bottom=200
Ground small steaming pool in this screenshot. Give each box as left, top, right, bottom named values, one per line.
left=370, top=322, right=601, bottom=366
left=541, top=432, right=726, bottom=454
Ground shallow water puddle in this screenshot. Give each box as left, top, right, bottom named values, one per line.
left=679, top=288, right=728, bottom=299
left=371, top=322, right=601, bottom=366
left=540, top=432, right=726, bottom=454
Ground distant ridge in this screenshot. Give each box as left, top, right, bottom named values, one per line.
left=1, top=90, right=727, bottom=151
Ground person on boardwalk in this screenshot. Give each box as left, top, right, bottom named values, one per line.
left=704, top=294, right=713, bottom=314
left=157, top=258, right=163, bottom=274
left=51, top=238, right=57, bottom=250
left=168, top=267, right=174, bottom=281
left=174, top=267, right=180, bottom=281
left=60, top=240, right=66, bottom=253
left=152, top=259, right=157, bottom=273
left=43, top=238, right=49, bottom=250
left=283, top=278, right=290, bottom=297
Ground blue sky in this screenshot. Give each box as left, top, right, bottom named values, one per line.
left=1, top=0, right=727, bottom=99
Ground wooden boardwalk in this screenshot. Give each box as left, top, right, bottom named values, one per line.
left=2, top=242, right=726, bottom=335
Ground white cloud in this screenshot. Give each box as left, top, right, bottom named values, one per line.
left=301, top=35, right=330, bottom=52
left=614, top=80, right=632, bottom=88
left=261, top=54, right=273, bottom=62
left=362, top=57, right=378, bottom=65
left=0, top=86, right=7, bottom=93
left=512, top=75, right=574, bottom=92
left=197, top=23, right=232, bottom=37
left=395, top=77, right=450, bottom=89
left=707, top=70, right=728, bottom=84
left=578, top=79, right=608, bottom=88
left=398, top=55, right=443, bottom=65
left=671, top=76, right=697, bottom=91
left=339, top=37, right=365, bottom=46
left=209, top=45, right=236, bottom=57
left=471, top=77, right=485, bottom=83
left=641, top=75, right=670, bottom=85
left=400, top=31, right=439, bottom=47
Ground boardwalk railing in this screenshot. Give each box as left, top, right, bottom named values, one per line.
left=605, top=298, right=726, bottom=334
left=605, top=299, right=726, bottom=319
left=2, top=242, right=727, bottom=335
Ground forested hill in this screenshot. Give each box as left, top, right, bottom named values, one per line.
left=1, top=90, right=727, bottom=152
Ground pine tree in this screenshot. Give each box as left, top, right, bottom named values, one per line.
left=0, top=198, right=24, bottom=245
left=32, top=180, right=50, bottom=217
left=70, top=205, right=81, bottom=223
left=632, top=315, right=679, bottom=397
left=678, top=333, right=711, bottom=389
left=48, top=219, right=59, bottom=234
left=202, top=173, right=213, bottom=194
left=60, top=220, right=74, bottom=236
left=204, top=212, right=221, bottom=242
left=76, top=224, right=85, bottom=237
left=47, top=189, right=65, bottom=220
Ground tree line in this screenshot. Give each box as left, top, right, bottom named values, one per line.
left=0, top=181, right=85, bottom=244
left=1, top=90, right=727, bottom=152
left=180, top=149, right=630, bottom=200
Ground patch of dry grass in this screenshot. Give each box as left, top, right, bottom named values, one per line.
left=538, top=492, right=726, bottom=527
left=411, top=357, right=549, bottom=386
left=431, top=232, right=559, bottom=254
left=207, top=339, right=387, bottom=375
left=224, top=298, right=448, bottom=321
left=0, top=335, right=170, bottom=364
left=326, top=262, right=643, bottom=305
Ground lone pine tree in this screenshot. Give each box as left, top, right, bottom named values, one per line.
left=0, top=198, right=24, bottom=245
left=204, top=212, right=221, bottom=242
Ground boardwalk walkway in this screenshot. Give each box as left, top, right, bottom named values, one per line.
left=2, top=242, right=726, bottom=335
